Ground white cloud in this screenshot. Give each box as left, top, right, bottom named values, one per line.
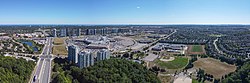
left=137, top=6, right=140, bottom=9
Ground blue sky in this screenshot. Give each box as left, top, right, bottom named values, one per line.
left=0, top=0, right=249, bottom=24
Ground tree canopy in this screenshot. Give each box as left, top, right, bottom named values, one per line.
left=0, top=55, right=35, bottom=83
left=52, top=58, right=160, bottom=83
left=223, top=61, right=250, bottom=83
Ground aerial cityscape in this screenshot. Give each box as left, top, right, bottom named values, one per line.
left=0, top=0, right=250, bottom=83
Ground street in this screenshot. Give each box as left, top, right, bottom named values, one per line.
left=31, top=37, right=53, bottom=83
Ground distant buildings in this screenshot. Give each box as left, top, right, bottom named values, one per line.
left=151, top=43, right=187, bottom=54
left=111, top=28, right=119, bottom=33
left=52, top=28, right=57, bottom=37
left=78, top=51, right=94, bottom=68
left=85, top=28, right=130, bottom=35
left=97, top=49, right=110, bottom=61
left=68, top=45, right=79, bottom=63
left=100, top=28, right=107, bottom=35
left=60, top=28, right=67, bottom=37
left=86, top=29, right=96, bottom=35
left=76, top=28, right=81, bottom=36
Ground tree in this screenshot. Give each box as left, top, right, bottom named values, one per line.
left=51, top=58, right=161, bottom=83
left=0, top=55, right=35, bottom=83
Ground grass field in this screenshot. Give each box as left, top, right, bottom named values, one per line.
left=191, top=45, right=203, bottom=52
left=156, top=57, right=189, bottom=69
left=52, top=45, right=68, bottom=55
left=53, top=38, right=67, bottom=45
left=192, top=79, right=200, bottom=83
left=193, top=58, right=236, bottom=79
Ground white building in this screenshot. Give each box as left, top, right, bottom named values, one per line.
left=68, top=45, right=79, bottom=63
left=78, top=51, right=94, bottom=69
left=52, top=28, right=57, bottom=37
left=97, top=49, right=110, bottom=61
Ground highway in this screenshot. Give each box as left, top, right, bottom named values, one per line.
left=31, top=37, right=53, bottom=83
left=139, top=29, right=177, bottom=51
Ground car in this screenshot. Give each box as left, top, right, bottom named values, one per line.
left=33, top=75, right=38, bottom=82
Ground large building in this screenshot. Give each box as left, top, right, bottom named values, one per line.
left=60, top=28, right=67, bottom=37
left=97, top=49, right=110, bottom=61
left=100, top=28, right=107, bottom=35
left=78, top=51, right=94, bottom=69
left=86, top=29, right=96, bottom=35
left=76, top=28, right=81, bottom=36
left=68, top=45, right=79, bottom=63
left=52, top=28, right=57, bottom=37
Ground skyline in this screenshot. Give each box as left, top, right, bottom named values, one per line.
left=0, top=0, right=250, bottom=24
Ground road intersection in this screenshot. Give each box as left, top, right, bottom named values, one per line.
left=31, top=37, right=53, bottom=83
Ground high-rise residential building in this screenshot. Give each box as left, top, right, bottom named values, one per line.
left=97, top=49, right=110, bottom=61
left=101, top=28, right=107, bottom=35
left=52, top=28, right=57, bottom=37
left=60, top=28, right=67, bottom=37
left=110, top=28, right=119, bottom=33
left=86, top=29, right=96, bottom=35
left=76, top=28, right=81, bottom=36
left=78, top=51, right=94, bottom=69
left=68, top=45, right=79, bottom=63
left=66, top=28, right=70, bottom=36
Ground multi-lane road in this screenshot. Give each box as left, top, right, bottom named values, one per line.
left=139, top=29, right=177, bottom=51
left=31, top=37, right=53, bottom=83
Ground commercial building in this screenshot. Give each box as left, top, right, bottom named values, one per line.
left=78, top=51, right=94, bottom=68
left=151, top=43, right=187, bottom=54
left=68, top=45, right=79, bottom=63
left=97, top=49, right=110, bottom=61
left=52, top=28, right=57, bottom=37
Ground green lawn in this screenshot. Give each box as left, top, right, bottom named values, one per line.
left=191, top=45, right=203, bottom=52
left=192, top=79, right=200, bottom=83
left=156, top=57, right=189, bottom=69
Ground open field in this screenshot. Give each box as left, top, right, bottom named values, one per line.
left=193, top=58, right=236, bottom=79
left=187, top=45, right=205, bottom=55
left=191, top=45, right=203, bottom=52
left=156, top=57, right=189, bottom=69
left=53, top=38, right=67, bottom=45
left=52, top=45, right=68, bottom=55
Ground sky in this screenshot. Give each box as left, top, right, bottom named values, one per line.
left=0, top=0, right=250, bottom=24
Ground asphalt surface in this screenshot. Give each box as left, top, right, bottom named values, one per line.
left=138, top=29, right=177, bottom=52
left=40, top=59, right=51, bottom=83
left=31, top=37, right=53, bottom=83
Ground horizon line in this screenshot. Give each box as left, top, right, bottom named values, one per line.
left=0, top=23, right=250, bottom=25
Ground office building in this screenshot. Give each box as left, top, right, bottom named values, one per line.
left=97, top=49, right=110, bottom=61
left=52, top=28, right=57, bottom=37
left=68, top=45, right=79, bottom=63
left=78, top=51, right=94, bottom=68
